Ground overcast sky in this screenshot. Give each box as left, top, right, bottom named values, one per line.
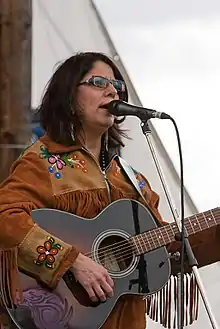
left=94, top=0, right=220, bottom=213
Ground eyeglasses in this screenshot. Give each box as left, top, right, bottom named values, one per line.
left=78, top=75, right=126, bottom=92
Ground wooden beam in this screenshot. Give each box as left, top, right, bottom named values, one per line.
left=0, top=0, right=32, bottom=182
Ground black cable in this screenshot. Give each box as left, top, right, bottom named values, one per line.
left=169, top=116, right=185, bottom=329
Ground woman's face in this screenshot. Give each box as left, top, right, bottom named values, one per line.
left=76, top=60, right=122, bottom=134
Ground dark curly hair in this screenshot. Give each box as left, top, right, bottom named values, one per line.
left=38, top=52, right=129, bottom=149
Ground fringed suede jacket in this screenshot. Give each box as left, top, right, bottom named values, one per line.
left=0, top=134, right=220, bottom=329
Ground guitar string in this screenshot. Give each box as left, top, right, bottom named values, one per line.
left=84, top=214, right=220, bottom=262
left=95, top=212, right=220, bottom=270
left=83, top=215, right=220, bottom=267
left=83, top=211, right=220, bottom=260
left=104, top=214, right=220, bottom=268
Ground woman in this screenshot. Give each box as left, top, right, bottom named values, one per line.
left=0, top=52, right=220, bottom=329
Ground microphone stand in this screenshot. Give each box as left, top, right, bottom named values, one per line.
left=140, top=119, right=218, bottom=329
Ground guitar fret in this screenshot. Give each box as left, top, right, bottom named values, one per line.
left=143, top=232, right=153, bottom=252
left=148, top=231, right=157, bottom=250
left=164, top=226, right=172, bottom=244
left=187, top=216, right=196, bottom=234
left=152, top=229, right=163, bottom=248
left=139, top=233, right=147, bottom=253
left=173, top=222, right=189, bottom=236
left=210, top=209, right=217, bottom=225
left=170, top=223, right=179, bottom=236
left=135, top=236, right=145, bottom=254
left=133, top=232, right=151, bottom=254
left=158, top=226, right=167, bottom=246
left=189, top=215, right=201, bottom=234
left=165, top=226, right=173, bottom=243
left=132, top=236, right=141, bottom=254
left=202, top=212, right=209, bottom=228
left=195, top=214, right=202, bottom=231
left=200, top=213, right=210, bottom=230
left=179, top=221, right=189, bottom=235
left=204, top=210, right=216, bottom=228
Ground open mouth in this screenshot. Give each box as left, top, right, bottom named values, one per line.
left=100, top=103, right=109, bottom=110
left=99, top=105, right=114, bottom=117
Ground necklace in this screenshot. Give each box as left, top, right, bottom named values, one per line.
left=100, top=147, right=106, bottom=172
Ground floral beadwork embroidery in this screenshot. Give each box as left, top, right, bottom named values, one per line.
left=136, top=175, right=146, bottom=189
left=48, top=154, right=66, bottom=170
left=68, top=154, right=88, bottom=173
left=34, top=236, right=63, bottom=269
left=39, top=145, right=88, bottom=178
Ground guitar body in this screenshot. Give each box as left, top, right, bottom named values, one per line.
left=10, top=199, right=170, bottom=329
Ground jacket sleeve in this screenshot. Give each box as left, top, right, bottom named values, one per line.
left=168, top=225, right=220, bottom=273
left=0, top=149, right=79, bottom=306
left=136, top=172, right=220, bottom=271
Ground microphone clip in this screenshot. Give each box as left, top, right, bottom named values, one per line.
left=158, top=252, right=180, bottom=268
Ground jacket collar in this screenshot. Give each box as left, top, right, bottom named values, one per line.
left=39, top=134, right=118, bottom=160
left=39, top=135, right=81, bottom=153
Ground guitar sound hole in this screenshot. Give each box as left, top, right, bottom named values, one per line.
left=97, top=235, right=134, bottom=273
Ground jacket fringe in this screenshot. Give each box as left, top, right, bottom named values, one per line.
left=145, top=273, right=199, bottom=328
left=0, top=248, right=23, bottom=307
left=54, top=186, right=137, bottom=218
left=0, top=248, right=23, bottom=328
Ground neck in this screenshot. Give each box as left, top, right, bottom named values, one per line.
left=77, top=130, right=103, bottom=160
left=85, top=138, right=102, bottom=160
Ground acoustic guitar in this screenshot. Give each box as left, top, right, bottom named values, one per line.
left=4, top=199, right=220, bottom=329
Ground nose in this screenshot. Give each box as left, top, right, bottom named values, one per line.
left=104, top=82, right=118, bottom=99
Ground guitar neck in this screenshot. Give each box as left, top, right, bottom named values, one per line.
left=132, top=207, right=220, bottom=254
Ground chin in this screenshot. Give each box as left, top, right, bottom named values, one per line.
left=95, top=120, right=113, bottom=132
left=100, top=113, right=114, bottom=124
left=104, top=117, right=114, bottom=127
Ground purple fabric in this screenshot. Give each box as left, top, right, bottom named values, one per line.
left=22, top=288, right=73, bottom=329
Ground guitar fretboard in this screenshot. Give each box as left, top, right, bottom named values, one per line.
left=131, top=207, right=220, bottom=254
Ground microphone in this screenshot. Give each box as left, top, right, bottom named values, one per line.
left=107, top=100, right=171, bottom=120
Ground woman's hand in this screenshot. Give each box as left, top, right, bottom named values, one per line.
left=70, top=253, right=114, bottom=303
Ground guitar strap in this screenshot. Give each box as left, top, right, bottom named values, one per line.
left=116, top=156, right=146, bottom=203
left=116, top=156, right=152, bottom=294
left=117, top=155, right=164, bottom=230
